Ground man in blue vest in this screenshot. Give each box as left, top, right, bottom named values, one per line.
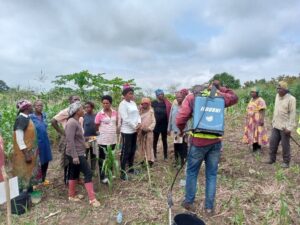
left=176, top=80, right=238, bottom=215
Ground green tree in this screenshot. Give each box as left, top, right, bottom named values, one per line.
left=0, top=80, right=10, bottom=91
left=52, top=70, right=137, bottom=106
left=210, top=72, right=241, bottom=89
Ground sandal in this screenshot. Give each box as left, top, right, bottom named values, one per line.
left=68, top=196, right=82, bottom=202
left=89, top=199, right=100, bottom=207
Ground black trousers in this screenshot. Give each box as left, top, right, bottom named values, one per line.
left=67, top=155, right=93, bottom=183
left=41, top=163, right=49, bottom=182
left=120, top=133, right=137, bottom=176
left=99, top=144, right=116, bottom=180
left=153, top=131, right=168, bottom=159
left=174, top=142, right=188, bottom=166
left=86, top=146, right=96, bottom=171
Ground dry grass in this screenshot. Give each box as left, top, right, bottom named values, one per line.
left=1, top=114, right=300, bottom=225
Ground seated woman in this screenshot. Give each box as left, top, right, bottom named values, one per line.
left=137, top=98, right=156, bottom=166
left=12, top=100, right=41, bottom=192
left=65, top=101, right=100, bottom=207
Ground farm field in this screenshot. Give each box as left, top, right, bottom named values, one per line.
left=1, top=108, right=300, bottom=225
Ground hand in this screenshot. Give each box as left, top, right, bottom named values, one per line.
left=136, top=123, right=142, bottom=130
left=283, top=128, right=291, bottom=136
left=22, top=150, right=32, bottom=163
left=167, top=131, right=171, bottom=136
left=73, top=157, right=80, bottom=165
left=212, top=80, right=221, bottom=90
left=258, top=120, right=264, bottom=126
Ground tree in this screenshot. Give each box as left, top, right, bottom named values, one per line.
left=210, top=72, right=241, bottom=89
left=0, top=80, right=9, bottom=92
left=52, top=70, right=138, bottom=106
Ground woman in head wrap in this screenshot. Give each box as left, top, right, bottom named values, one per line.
left=65, top=102, right=100, bottom=207
left=118, top=84, right=141, bottom=180
left=12, top=100, right=41, bottom=192
left=242, top=87, right=268, bottom=151
left=152, top=89, right=172, bottom=160
left=136, top=98, right=156, bottom=166
left=168, top=91, right=188, bottom=167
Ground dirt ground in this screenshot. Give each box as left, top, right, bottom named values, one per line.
left=1, top=115, right=300, bottom=225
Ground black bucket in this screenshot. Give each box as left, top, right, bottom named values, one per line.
left=173, top=213, right=205, bottom=225
left=11, top=192, right=32, bottom=215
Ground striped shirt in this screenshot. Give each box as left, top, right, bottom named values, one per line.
left=95, top=109, right=118, bottom=145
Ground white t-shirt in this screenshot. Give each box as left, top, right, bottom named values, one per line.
left=118, top=100, right=141, bottom=134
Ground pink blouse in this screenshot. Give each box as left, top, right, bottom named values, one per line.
left=95, top=109, right=118, bottom=145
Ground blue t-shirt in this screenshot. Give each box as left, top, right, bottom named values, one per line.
left=83, top=113, right=97, bottom=137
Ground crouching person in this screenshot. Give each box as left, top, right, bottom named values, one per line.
left=176, top=81, right=238, bottom=215
left=65, top=102, right=100, bottom=207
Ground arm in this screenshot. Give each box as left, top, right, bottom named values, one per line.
left=217, top=87, right=238, bottom=107
left=148, top=111, right=156, bottom=131
left=259, top=109, right=265, bottom=126
left=15, top=130, right=27, bottom=150
left=51, top=118, right=65, bottom=136
left=65, top=121, right=78, bottom=159
left=176, top=95, right=193, bottom=132
left=286, top=97, right=296, bottom=132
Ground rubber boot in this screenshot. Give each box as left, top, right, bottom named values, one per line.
left=84, top=182, right=95, bottom=201
left=68, top=180, right=77, bottom=197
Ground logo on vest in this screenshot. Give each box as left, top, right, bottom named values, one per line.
left=206, top=116, right=214, bottom=122
left=200, top=107, right=222, bottom=113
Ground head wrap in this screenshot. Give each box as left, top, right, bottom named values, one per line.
left=122, top=83, right=134, bottom=96
left=68, top=101, right=82, bottom=117
left=155, top=89, right=164, bottom=96
left=141, top=97, right=151, bottom=105
left=180, top=88, right=189, bottom=97
left=16, top=100, right=32, bottom=111
left=278, top=81, right=288, bottom=90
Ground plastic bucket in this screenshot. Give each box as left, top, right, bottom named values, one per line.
left=11, top=192, right=31, bottom=215
left=173, top=213, right=205, bottom=225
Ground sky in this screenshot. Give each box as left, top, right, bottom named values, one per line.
left=0, top=0, right=299, bottom=91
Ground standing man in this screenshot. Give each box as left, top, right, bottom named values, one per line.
left=51, top=95, right=81, bottom=184
left=176, top=81, right=238, bottom=215
left=152, top=89, right=171, bottom=160
left=267, top=81, right=296, bottom=168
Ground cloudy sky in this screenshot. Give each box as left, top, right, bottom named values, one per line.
left=0, top=0, right=299, bottom=91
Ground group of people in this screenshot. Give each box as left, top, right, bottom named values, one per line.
left=242, top=81, right=297, bottom=168
left=5, top=80, right=299, bottom=214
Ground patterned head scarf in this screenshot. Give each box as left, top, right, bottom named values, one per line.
left=180, top=88, right=189, bottom=97
left=155, top=89, right=164, bottom=96
left=16, top=99, right=32, bottom=111
left=278, top=81, right=288, bottom=90
left=68, top=101, right=82, bottom=117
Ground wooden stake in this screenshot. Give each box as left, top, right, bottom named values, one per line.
left=1, top=166, right=12, bottom=225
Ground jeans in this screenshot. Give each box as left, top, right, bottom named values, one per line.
left=185, top=142, right=221, bottom=209
left=67, top=155, right=93, bottom=183
left=153, top=131, right=168, bottom=159
left=269, top=128, right=291, bottom=163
